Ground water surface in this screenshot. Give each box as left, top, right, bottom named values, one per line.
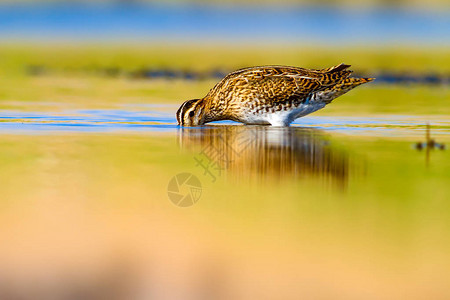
left=1, top=104, right=449, bottom=137
left=0, top=99, right=449, bottom=299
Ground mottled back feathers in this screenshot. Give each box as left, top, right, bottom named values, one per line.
left=205, top=64, right=355, bottom=109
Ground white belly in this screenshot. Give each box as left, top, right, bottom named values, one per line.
left=241, top=103, right=326, bottom=126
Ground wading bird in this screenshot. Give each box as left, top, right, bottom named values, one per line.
left=176, top=64, right=373, bottom=126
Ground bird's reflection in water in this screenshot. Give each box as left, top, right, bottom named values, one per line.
left=178, top=125, right=351, bottom=186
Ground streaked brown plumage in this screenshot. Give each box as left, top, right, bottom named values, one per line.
left=176, top=63, right=374, bottom=127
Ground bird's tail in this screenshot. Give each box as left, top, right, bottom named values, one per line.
left=316, top=77, right=375, bottom=104
left=320, top=63, right=352, bottom=73
left=317, top=63, right=353, bottom=86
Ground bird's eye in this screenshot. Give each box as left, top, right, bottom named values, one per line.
left=189, top=111, right=195, bottom=118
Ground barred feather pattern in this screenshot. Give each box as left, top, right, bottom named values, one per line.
left=177, top=63, right=374, bottom=126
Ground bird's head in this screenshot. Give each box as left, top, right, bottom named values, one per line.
left=176, top=98, right=206, bottom=126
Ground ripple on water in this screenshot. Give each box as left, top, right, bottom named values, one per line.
left=0, top=106, right=449, bottom=137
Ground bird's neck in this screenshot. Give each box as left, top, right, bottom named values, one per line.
left=201, top=96, right=227, bottom=123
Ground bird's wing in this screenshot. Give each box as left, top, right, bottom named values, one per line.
left=206, top=66, right=353, bottom=108
left=225, top=67, right=348, bottom=105
left=244, top=73, right=320, bottom=105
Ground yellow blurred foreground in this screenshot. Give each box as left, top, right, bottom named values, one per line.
left=0, top=129, right=449, bottom=299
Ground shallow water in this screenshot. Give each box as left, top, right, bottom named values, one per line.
left=1, top=104, right=449, bottom=137
left=0, top=99, right=449, bottom=299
